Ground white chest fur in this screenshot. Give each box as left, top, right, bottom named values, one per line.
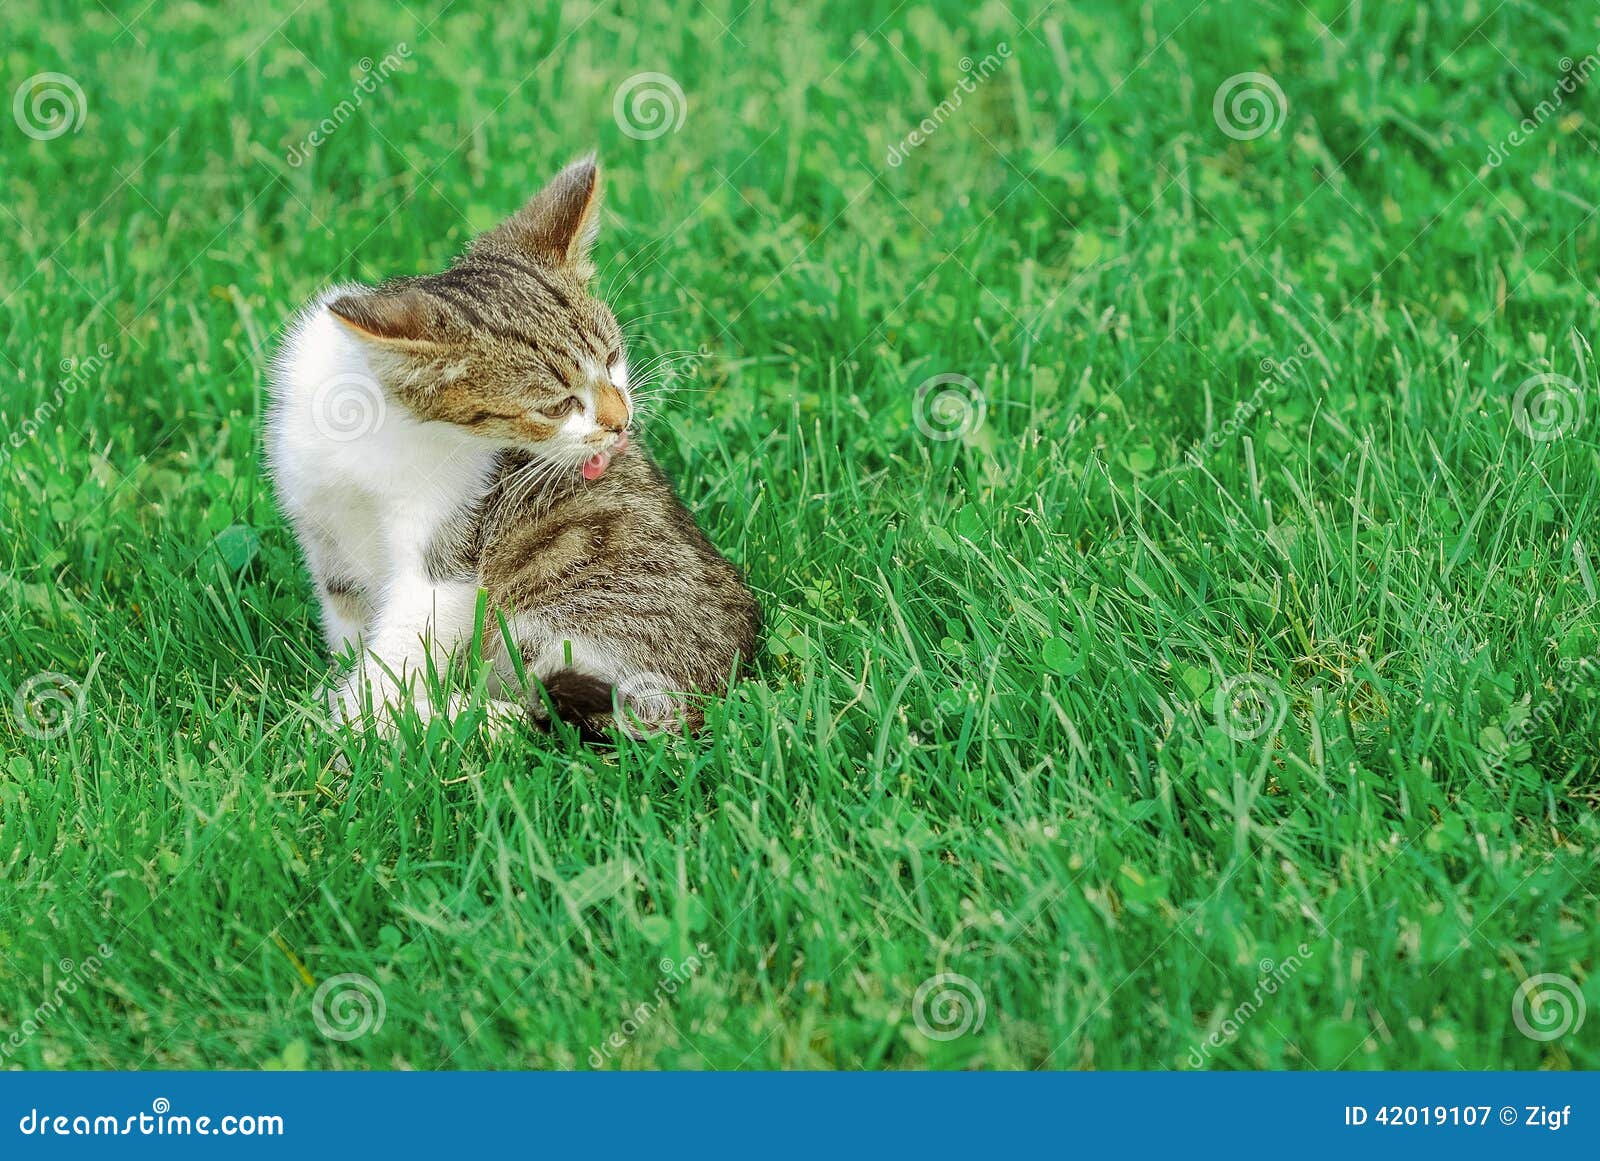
left=267, top=288, right=496, bottom=537
left=267, top=289, right=499, bottom=724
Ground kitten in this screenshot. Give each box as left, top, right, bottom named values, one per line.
left=266, top=155, right=759, bottom=738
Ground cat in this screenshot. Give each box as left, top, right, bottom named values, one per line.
left=266, top=155, right=759, bottom=739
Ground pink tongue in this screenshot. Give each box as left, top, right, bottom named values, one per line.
left=580, top=432, right=629, bottom=481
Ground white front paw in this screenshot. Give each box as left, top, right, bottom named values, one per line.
left=329, top=669, right=412, bottom=733
left=326, top=667, right=521, bottom=743
left=444, top=694, right=526, bottom=738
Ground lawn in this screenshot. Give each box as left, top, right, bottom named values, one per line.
left=2, top=0, right=1597, bottom=1070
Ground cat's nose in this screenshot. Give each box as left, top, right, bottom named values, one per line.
left=593, top=382, right=629, bottom=433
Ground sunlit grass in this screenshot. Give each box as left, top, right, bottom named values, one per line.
left=1, top=0, right=1597, bottom=1069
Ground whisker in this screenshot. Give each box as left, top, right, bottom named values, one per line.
left=598, top=237, right=659, bottom=299
left=522, top=457, right=574, bottom=508
left=606, top=236, right=679, bottom=303
left=618, top=305, right=681, bottom=331
left=500, top=453, right=572, bottom=514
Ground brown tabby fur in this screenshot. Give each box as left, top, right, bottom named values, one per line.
left=326, top=156, right=758, bottom=735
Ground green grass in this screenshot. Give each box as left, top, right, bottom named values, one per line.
left=2, top=0, right=1599, bottom=1070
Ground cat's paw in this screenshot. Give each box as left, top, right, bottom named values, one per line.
left=328, top=670, right=411, bottom=736
left=328, top=675, right=521, bottom=743
left=441, top=694, right=525, bottom=738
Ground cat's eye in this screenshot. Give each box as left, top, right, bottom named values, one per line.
left=543, top=395, right=583, bottom=419
left=605, top=347, right=622, bottom=371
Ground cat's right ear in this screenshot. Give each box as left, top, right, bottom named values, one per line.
left=327, top=289, right=445, bottom=346
left=484, top=155, right=602, bottom=278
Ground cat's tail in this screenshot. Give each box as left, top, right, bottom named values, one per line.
left=528, top=668, right=617, bottom=742
left=527, top=667, right=698, bottom=739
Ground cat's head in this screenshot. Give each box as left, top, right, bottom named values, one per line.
left=327, top=155, right=632, bottom=479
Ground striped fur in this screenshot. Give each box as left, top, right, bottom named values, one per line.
left=267, top=156, right=758, bottom=738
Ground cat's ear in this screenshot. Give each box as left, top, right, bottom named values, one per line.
left=327, top=288, right=446, bottom=346
left=488, top=154, right=602, bottom=277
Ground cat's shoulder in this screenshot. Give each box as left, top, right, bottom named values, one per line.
left=268, top=283, right=370, bottom=399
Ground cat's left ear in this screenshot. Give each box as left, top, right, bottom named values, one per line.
left=488, top=154, right=602, bottom=279
left=327, top=287, right=448, bottom=347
